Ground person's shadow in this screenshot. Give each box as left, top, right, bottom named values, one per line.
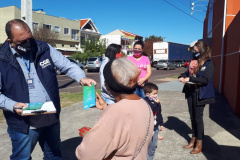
left=164, top=116, right=192, bottom=142
left=61, top=137, right=83, bottom=160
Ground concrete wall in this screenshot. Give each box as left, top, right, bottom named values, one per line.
left=0, top=6, right=21, bottom=43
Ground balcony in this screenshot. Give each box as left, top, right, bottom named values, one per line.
left=71, top=35, right=80, bottom=41
left=122, top=45, right=133, bottom=51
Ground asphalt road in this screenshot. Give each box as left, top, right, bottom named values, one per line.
left=58, top=67, right=186, bottom=93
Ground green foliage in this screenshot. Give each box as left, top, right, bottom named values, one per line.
left=60, top=90, right=101, bottom=108
left=0, top=110, right=4, bottom=123
left=144, top=35, right=163, bottom=58
left=72, top=38, right=106, bottom=62
left=147, top=35, right=163, bottom=41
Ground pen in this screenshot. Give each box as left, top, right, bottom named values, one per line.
left=14, top=107, right=22, bottom=109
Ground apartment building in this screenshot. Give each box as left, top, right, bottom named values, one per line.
left=0, top=6, right=81, bottom=55
left=80, top=18, right=101, bottom=45
left=101, top=29, right=143, bottom=55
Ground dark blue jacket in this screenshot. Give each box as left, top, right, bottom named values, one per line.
left=179, top=59, right=215, bottom=104
left=0, top=40, right=60, bottom=133
left=144, top=97, right=163, bottom=127
left=195, top=60, right=215, bottom=99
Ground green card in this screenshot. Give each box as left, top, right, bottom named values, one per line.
left=83, top=84, right=96, bottom=109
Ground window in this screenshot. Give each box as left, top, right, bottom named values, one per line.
left=55, top=26, right=60, bottom=33
left=207, top=0, right=214, bottom=38
left=71, top=29, right=79, bottom=40
left=43, top=24, right=51, bottom=30
left=32, top=22, right=39, bottom=30
left=62, top=44, right=64, bottom=47
left=64, top=28, right=69, bottom=34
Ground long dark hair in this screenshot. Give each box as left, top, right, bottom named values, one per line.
left=133, top=40, right=144, bottom=49
left=194, top=41, right=211, bottom=74
left=105, top=44, right=122, bottom=61
left=133, top=40, right=148, bottom=56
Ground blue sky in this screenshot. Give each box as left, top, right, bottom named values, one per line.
left=0, top=0, right=209, bottom=45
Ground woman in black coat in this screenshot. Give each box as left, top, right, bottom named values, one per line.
left=178, top=41, right=215, bottom=154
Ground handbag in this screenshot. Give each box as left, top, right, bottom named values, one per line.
left=132, top=105, right=152, bottom=160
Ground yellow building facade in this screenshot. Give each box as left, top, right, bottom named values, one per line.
left=0, top=6, right=81, bottom=53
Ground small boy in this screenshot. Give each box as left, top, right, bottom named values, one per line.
left=143, top=83, right=164, bottom=160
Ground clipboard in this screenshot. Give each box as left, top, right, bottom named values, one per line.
left=21, top=101, right=56, bottom=116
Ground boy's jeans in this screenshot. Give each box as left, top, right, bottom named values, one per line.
left=134, top=85, right=146, bottom=98
left=102, top=96, right=115, bottom=105
left=147, top=127, right=159, bottom=160
left=7, top=122, right=62, bottom=160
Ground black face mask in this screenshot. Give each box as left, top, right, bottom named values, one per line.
left=193, top=52, right=201, bottom=60
left=15, top=38, right=35, bottom=54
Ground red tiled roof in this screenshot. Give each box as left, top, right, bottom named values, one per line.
left=80, top=19, right=89, bottom=28
left=120, top=30, right=142, bottom=37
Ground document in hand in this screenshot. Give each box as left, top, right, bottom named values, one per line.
left=83, top=84, right=96, bottom=110
left=21, top=101, right=56, bottom=116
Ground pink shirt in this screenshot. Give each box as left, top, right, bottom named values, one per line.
left=128, top=56, right=150, bottom=79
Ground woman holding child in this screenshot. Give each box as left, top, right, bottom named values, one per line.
left=178, top=41, right=215, bottom=154
left=76, top=58, right=154, bottom=159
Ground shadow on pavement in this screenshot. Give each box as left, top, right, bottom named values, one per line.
left=209, top=92, right=240, bottom=140
left=59, top=80, right=76, bottom=89
left=202, top=135, right=240, bottom=159
left=61, top=137, right=83, bottom=160
left=164, top=116, right=192, bottom=142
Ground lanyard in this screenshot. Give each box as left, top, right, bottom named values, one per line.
left=22, top=56, right=31, bottom=78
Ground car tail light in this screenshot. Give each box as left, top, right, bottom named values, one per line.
left=165, top=63, right=168, bottom=65
left=96, top=60, right=98, bottom=64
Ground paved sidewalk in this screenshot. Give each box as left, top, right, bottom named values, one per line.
left=0, top=80, right=240, bottom=160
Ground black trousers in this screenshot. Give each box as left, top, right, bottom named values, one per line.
left=187, top=91, right=205, bottom=140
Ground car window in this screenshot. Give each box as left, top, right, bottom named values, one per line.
left=88, top=58, right=97, bottom=61
left=159, top=60, right=167, bottom=63
left=67, top=58, right=77, bottom=64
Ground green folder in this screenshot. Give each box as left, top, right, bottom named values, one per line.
left=23, top=102, right=44, bottom=110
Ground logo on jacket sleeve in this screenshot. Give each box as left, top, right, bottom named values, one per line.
left=40, top=59, right=51, bottom=69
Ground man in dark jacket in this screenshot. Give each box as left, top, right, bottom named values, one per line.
left=0, top=19, right=96, bottom=160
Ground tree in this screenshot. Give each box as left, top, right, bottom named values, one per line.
left=71, top=38, right=106, bottom=63
left=33, top=25, right=59, bottom=46
left=144, top=35, right=163, bottom=58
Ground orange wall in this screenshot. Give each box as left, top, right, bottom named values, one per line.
left=223, top=8, right=240, bottom=114
left=205, top=0, right=240, bottom=115
left=211, top=0, right=224, bottom=90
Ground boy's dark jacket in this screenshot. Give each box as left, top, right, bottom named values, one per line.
left=144, top=97, right=163, bottom=127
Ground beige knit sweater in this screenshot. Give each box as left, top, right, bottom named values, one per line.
left=76, top=98, right=154, bottom=160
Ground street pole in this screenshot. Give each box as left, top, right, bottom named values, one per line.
left=219, top=0, right=227, bottom=93
left=21, top=0, right=32, bottom=31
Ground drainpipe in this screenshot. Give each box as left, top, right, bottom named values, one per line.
left=219, top=0, right=228, bottom=93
